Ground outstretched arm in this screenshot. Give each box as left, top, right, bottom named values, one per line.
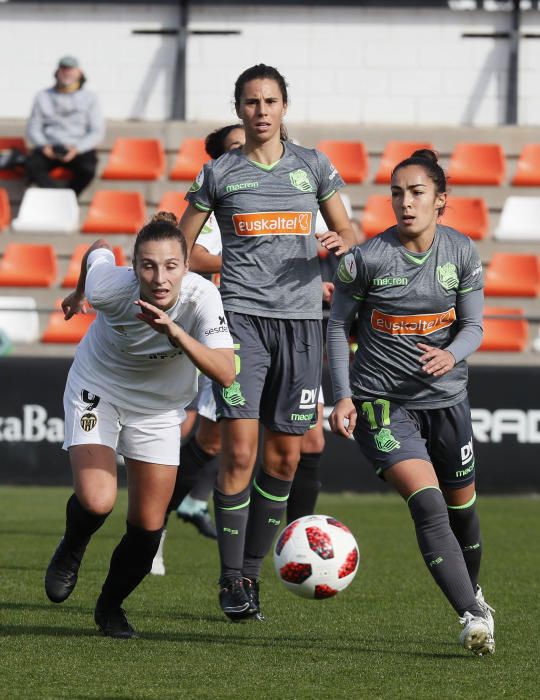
left=135, top=299, right=235, bottom=388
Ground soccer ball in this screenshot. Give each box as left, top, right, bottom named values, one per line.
left=273, top=514, right=359, bottom=599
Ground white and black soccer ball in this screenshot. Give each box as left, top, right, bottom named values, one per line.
left=273, top=514, right=359, bottom=599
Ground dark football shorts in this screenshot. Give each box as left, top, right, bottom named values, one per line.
left=352, top=396, right=476, bottom=488
left=213, top=312, right=323, bottom=434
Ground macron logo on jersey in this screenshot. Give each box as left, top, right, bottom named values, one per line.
left=371, top=307, right=457, bottom=336
left=232, top=211, right=312, bottom=236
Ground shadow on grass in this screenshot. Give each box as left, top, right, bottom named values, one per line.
left=0, top=620, right=467, bottom=659
left=0, top=601, right=90, bottom=614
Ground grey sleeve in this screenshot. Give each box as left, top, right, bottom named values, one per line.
left=326, top=286, right=362, bottom=401
left=26, top=94, right=46, bottom=147
left=445, top=288, right=484, bottom=363
left=77, top=93, right=105, bottom=153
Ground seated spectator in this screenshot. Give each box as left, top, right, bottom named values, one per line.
left=25, top=55, right=104, bottom=196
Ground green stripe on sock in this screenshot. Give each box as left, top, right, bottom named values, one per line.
left=253, top=479, right=289, bottom=502
left=406, top=485, right=441, bottom=506
left=219, top=498, right=250, bottom=511
left=447, top=492, right=477, bottom=510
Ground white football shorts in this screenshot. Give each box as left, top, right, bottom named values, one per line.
left=63, top=379, right=182, bottom=466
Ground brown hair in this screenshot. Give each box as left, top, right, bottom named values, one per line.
left=234, top=64, right=289, bottom=141
left=133, top=211, right=188, bottom=263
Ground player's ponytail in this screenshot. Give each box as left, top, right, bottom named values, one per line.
left=392, top=148, right=447, bottom=216
left=133, top=211, right=188, bottom=264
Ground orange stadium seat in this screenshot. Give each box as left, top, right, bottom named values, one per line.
left=61, top=244, right=126, bottom=287
left=82, top=190, right=146, bottom=234
left=447, top=143, right=506, bottom=185
left=480, top=306, right=528, bottom=352
left=0, top=187, right=11, bottom=230
left=0, top=243, right=57, bottom=286
left=361, top=195, right=395, bottom=238
left=169, top=139, right=210, bottom=181
left=316, top=140, right=368, bottom=184
left=42, top=300, right=96, bottom=343
left=440, top=197, right=489, bottom=240
left=511, top=144, right=540, bottom=186
left=102, top=138, right=165, bottom=180
left=484, top=253, right=540, bottom=297
left=374, top=141, right=435, bottom=183
left=0, top=137, right=27, bottom=179
left=156, top=191, right=189, bottom=219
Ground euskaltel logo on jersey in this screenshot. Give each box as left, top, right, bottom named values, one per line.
left=371, top=307, right=457, bottom=336
left=232, top=211, right=312, bottom=236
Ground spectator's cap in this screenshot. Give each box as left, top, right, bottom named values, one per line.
left=58, top=55, right=79, bottom=69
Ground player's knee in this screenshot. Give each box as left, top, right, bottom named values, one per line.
left=407, top=486, right=448, bottom=526
left=301, top=431, right=325, bottom=454
left=196, top=432, right=221, bottom=456
left=77, top=491, right=116, bottom=516
left=222, top=444, right=255, bottom=474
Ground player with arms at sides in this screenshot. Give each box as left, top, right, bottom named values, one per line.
left=179, top=64, right=355, bottom=621
left=152, top=122, right=331, bottom=576
left=44, top=212, right=235, bottom=638
left=327, top=150, right=495, bottom=656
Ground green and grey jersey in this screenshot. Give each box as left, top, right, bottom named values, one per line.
left=186, top=141, right=344, bottom=319
left=327, top=225, right=484, bottom=409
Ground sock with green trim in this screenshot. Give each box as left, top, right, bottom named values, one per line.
left=243, top=469, right=292, bottom=580
left=447, top=494, right=482, bottom=591
left=408, top=487, right=484, bottom=618
left=214, top=485, right=251, bottom=579
left=287, top=452, right=322, bottom=524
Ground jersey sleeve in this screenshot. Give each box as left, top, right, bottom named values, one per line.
left=332, top=247, right=370, bottom=301
left=85, top=248, right=119, bottom=310
left=195, top=214, right=222, bottom=255
left=185, top=161, right=217, bottom=213
left=315, top=150, right=345, bottom=203
left=458, top=238, right=483, bottom=296
left=192, top=285, right=234, bottom=349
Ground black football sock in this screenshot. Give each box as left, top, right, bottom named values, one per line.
left=63, top=493, right=110, bottom=555
left=167, top=438, right=216, bottom=513
left=447, top=493, right=482, bottom=591
left=189, top=454, right=219, bottom=502
left=99, top=521, right=163, bottom=608
left=287, top=452, right=322, bottom=523
left=243, top=469, right=292, bottom=580
left=408, top=487, right=484, bottom=618
left=214, top=485, right=251, bottom=580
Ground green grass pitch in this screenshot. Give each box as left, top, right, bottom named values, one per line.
left=0, top=486, right=538, bottom=699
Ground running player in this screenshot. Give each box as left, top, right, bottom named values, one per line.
left=44, top=212, right=234, bottom=638
left=179, top=64, right=355, bottom=621
left=327, top=149, right=495, bottom=656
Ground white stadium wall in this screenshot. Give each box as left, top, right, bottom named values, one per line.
left=0, top=2, right=539, bottom=125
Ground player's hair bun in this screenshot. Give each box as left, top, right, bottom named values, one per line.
left=410, top=149, right=439, bottom=165
left=151, top=211, right=179, bottom=227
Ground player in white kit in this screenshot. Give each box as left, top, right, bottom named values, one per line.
left=44, top=212, right=234, bottom=638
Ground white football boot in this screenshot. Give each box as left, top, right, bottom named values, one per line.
left=459, top=611, right=495, bottom=656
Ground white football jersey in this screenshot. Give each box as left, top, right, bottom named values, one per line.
left=67, top=248, right=233, bottom=414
